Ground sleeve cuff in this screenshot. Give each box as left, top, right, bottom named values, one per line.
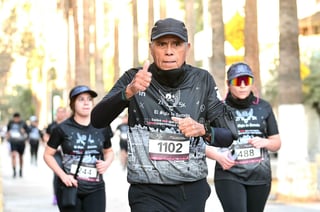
left=209, top=127, right=234, bottom=147
left=203, top=127, right=233, bottom=147
left=121, top=89, right=130, bottom=101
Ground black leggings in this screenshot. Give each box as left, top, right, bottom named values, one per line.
left=29, top=140, right=39, bottom=161
left=129, top=178, right=211, bottom=212
left=215, top=180, right=271, bottom=212
left=57, top=183, right=106, bottom=212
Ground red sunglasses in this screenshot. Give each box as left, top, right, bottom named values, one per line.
left=229, top=76, right=253, bottom=86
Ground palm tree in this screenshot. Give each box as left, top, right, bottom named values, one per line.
left=132, top=0, right=139, bottom=67
left=72, top=0, right=91, bottom=86
left=279, top=0, right=302, bottom=103
left=113, top=17, right=120, bottom=84
left=209, top=0, right=226, bottom=96
left=59, top=0, right=73, bottom=93
left=277, top=0, right=311, bottom=200
left=148, top=0, right=154, bottom=63
left=160, top=0, right=166, bottom=19
left=185, top=0, right=195, bottom=65
left=244, top=0, right=261, bottom=95
left=93, top=0, right=105, bottom=98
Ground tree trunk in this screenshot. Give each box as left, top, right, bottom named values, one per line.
left=66, top=0, right=73, bottom=93
left=132, top=0, right=139, bottom=67
left=82, top=0, right=91, bottom=86
left=148, top=0, right=154, bottom=63
left=73, top=0, right=90, bottom=86
left=244, top=0, right=261, bottom=96
left=93, top=0, right=105, bottom=99
left=279, top=0, right=302, bottom=104
left=113, top=18, right=120, bottom=84
left=72, top=0, right=79, bottom=87
left=277, top=0, right=314, bottom=201
left=209, top=0, right=226, bottom=97
left=185, top=0, right=195, bottom=65
left=160, top=0, right=166, bottom=19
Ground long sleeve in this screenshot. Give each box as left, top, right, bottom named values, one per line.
left=91, top=69, right=137, bottom=128
left=91, top=90, right=128, bottom=128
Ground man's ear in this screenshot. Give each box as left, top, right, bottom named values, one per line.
left=149, top=43, right=154, bottom=58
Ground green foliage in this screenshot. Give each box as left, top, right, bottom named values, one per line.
left=194, top=0, right=203, bottom=33
left=1, top=7, right=18, bottom=37
left=1, top=85, right=34, bottom=121
left=1, top=2, right=41, bottom=75
left=303, top=50, right=320, bottom=115
left=0, top=1, right=44, bottom=119
left=20, top=30, right=36, bottom=56
left=263, top=60, right=279, bottom=107
left=303, top=72, right=320, bottom=103
left=263, top=51, right=320, bottom=116
left=0, top=7, right=18, bottom=73
left=0, top=51, right=13, bottom=73
left=181, top=0, right=203, bottom=33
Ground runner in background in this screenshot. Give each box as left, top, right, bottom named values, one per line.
left=28, top=115, right=44, bottom=166
left=43, top=85, right=114, bottom=212
left=6, top=112, right=30, bottom=178
left=206, top=62, right=281, bottom=212
left=44, top=106, right=68, bottom=205
left=115, top=114, right=129, bottom=169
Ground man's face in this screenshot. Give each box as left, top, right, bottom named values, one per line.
left=13, top=116, right=21, bottom=123
left=56, top=107, right=67, bottom=122
left=150, top=35, right=190, bottom=70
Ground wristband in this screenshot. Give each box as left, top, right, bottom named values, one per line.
left=202, top=123, right=212, bottom=143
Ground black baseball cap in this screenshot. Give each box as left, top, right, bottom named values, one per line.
left=151, top=18, right=188, bottom=42
left=69, top=85, right=97, bottom=100
left=227, top=62, right=254, bottom=81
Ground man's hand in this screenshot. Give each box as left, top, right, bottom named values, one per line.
left=125, top=60, right=152, bottom=99
left=172, top=117, right=205, bottom=137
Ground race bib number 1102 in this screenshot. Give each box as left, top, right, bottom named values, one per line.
left=149, top=132, right=190, bottom=161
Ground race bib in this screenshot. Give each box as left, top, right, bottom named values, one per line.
left=29, top=128, right=40, bottom=140
left=70, top=162, right=99, bottom=182
left=10, top=131, right=22, bottom=139
left=149, top=132, right=190, bottom=161
left=9, top=128, right=26, bottom=142
left=234, top=143, right=263, bottom=164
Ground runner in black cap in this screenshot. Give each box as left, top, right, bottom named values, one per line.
left=44, top=85, right=114, bottom=212
left=91, top=18, right=238, bottom=212
left=207, top=62, right=281, bottom=212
